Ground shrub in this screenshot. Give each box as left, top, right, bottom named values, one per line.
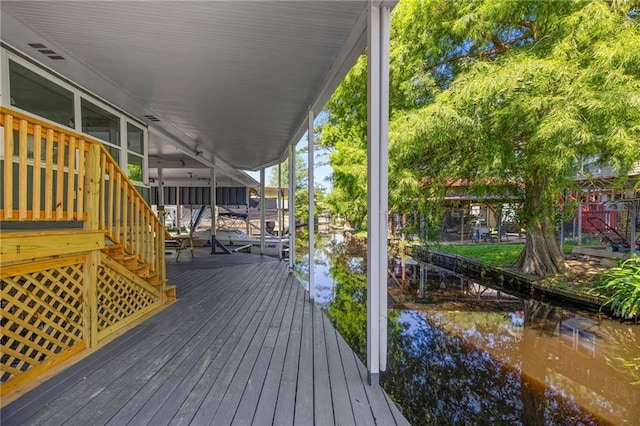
left=594, top=255, right=640, bottom=319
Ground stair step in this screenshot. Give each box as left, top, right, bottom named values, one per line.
left=103, top=243, right=167, bottom=294
left=165, top=285, right=177, bottom=302
left=123, top=254, right=138, bottom=268
left=146, top=273, right=162, bottom=286
left=104, top=244, right=125, bottom=260
left=134, top=263, right=150, bottom=277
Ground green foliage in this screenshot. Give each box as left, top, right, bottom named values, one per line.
left=393, top=1, right=640, bottom=203
left=268, top=152, right=307, bottom=189
left=326, top=259, right=368, bottom=360
left=321, top=0, right=640, bottom=275
left=594, top=255, right=640, bottom=319
left=325, top=137, right=368, bottom=229
left=318, top=56, right=369, bottom=229
left=294, top=186, right=327, bottom=223
left=127, top=163, right=142, bottom=182
left=268, top=150, right=328, bottom=223
left=324, top=237, right=402, bottom=365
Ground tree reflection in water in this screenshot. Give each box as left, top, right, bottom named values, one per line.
left=384, top=310, right=604, bottom=425
left=313, top=234, right=622, bottom=426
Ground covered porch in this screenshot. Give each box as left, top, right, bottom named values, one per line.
left=1, top=250, right=408, bottom=425
left=1, top=0, right=396, bottom=411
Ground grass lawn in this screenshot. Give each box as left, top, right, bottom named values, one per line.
left=434, top=241, right=600, bottom=266
left=433, top=242, right=608, bottom=296
left=434, top=243, right=524, bottom=267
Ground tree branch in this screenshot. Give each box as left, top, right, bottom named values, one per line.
left=424, top=30, right=535, bottom=72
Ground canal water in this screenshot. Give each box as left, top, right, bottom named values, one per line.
left=296, top=231, right=640, bottom=425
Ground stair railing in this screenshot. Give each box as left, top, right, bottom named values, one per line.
left=0, top=107, right=167, bottom=285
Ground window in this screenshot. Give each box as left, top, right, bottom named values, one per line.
left=128, top=153, right=143, bottom=182
left=127, top=123, right=144, bottom=155
left=5, top=49, right=149, bottom=185
left=81, top=99, right=120, bottom=161
left=9, top=60, right=74, bottom=127
left=127, top=123, right=145, bottom=182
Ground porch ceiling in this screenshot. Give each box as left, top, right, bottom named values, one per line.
left=1, top=0, right=373, bottom=186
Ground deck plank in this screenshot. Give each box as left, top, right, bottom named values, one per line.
left=18, top=267, right=240, bottom=425
left=79, top=267, right=250, bottom=424
left=270, top=274, right=306, bottom=425
left=355, top=351, right=401, bottom=426
left=335, top=330, right=378, bottom=426
left=249, top=274, right=299, bottom=425
left=0, top=323, right=147, bottom=425
left=124, top=265, right=275, bottom=425
left=103, top=265, right=265, bottom=425
left=159, top=262, right=284, bottom=425
left=385, top=392, right=411, bottom=426
left=1, top=251, right=409, bottom=426
left=205, top=265, right=291, bottom=425
left=141, top=263, right=278, bottom=423
left=313, top=303, right=335, bottom=425
left=32, top=264, right=250, bottom=424
left=323, top=314, right=357, bottom=426
left=74, top=267, right=253, bottom=425
left=231, top=273, right=296, bottom=425
left=294, top=295, right=315, bottom=425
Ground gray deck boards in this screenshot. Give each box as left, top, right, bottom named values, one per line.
left=1, top=249, right=409, bottom=426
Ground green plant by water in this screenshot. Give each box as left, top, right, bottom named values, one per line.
left=594, top=254, right=640, bottom=320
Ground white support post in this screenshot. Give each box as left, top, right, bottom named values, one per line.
left=176, top=186, right=182, bottom=235
left=367, top=3, right=381, bottom=386
left=210, top=168, right=217, bottom=254
left=378, top=3, right=390, bottom=375
left=308, top=110, right=315, bottom=302
left=278, top=163, right=283, bottom=259
left=158, top=163, right=165, bottom=226
left=246, top=188, right=251, bottom=236
left=366, top=3, right=391, bottom=387
left=260, top=167, right=266, bottom=255
left=289, top=144, right=296, bottom=270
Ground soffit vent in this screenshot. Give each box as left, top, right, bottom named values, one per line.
left=27, top=42, right=65, bottom=60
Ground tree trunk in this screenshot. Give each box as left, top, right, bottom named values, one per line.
left=514, top=184, right=567, bottom=276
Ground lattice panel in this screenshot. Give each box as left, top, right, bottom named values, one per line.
left=1, top=263, right=84, bottom=383
left=96, top=264, right=159, bottom=332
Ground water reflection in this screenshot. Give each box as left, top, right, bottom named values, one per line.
left=299, top=232, right=640, bottom=425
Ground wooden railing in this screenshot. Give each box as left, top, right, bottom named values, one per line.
left=97, top=142, right=166, bottom=272
left=0, top=107, right=170, bottom=401
left=1, top=110, right=87, bottom=222
left=0, top=107, right=167, bottom=276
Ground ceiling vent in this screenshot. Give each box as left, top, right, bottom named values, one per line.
left=28, top=42, right=65, bottom=60
left=144, top=114, right=161, bottom=122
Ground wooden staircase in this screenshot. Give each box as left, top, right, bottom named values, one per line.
left=0, top=107, right=174, bottom=402
left=102, top=244, right=166, bottom=289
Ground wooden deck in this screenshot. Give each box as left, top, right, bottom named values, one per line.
left=1, top=249, right=409, bottom=425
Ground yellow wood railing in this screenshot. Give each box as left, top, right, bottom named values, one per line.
left=0, top=107, right=171, bottom=401
left=0, top=107, right=167, bottom=276
left=1, top=110, right=87, bottom=222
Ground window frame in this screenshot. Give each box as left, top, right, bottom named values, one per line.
left=2, top=46, right=149, bottom=186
